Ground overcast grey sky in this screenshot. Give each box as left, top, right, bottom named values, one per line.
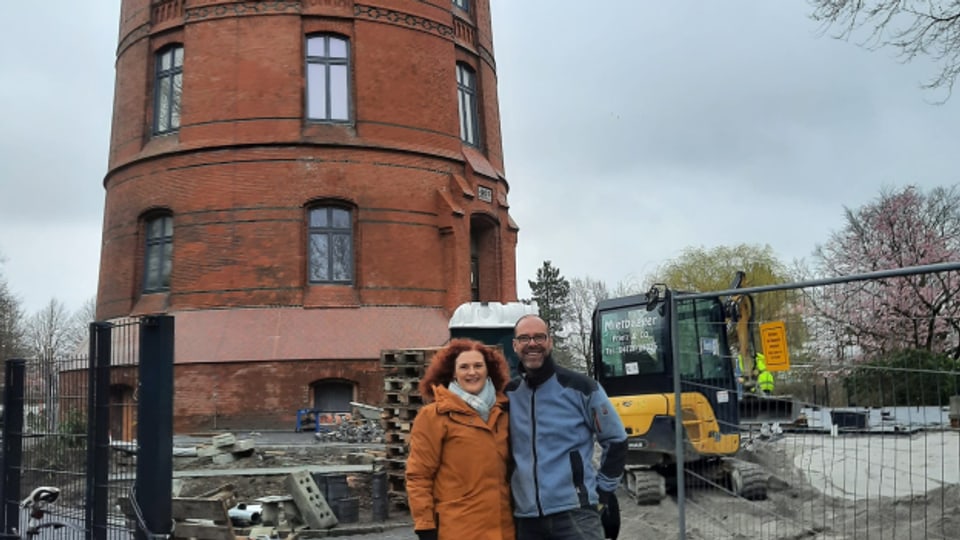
left=1, top=1, right=958, bottom=315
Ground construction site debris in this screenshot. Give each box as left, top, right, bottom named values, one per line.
left=314, top=419, right=383, bottom=444
left=194, top=432, right=257, bottom=462
left=228, top=502, right=262, bottom=526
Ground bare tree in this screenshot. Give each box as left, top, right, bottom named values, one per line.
left=25, top=298, right=86, bottom=432
left=0, top=270, right=27, bottom=364
left=567, top=276, right=610, bottom=376
left=811, top=0, right=960, bottom=99
left=70, top=295, right=97, bottom=347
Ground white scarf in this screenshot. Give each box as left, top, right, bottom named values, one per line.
left=448, top=378, right=496, bottom=422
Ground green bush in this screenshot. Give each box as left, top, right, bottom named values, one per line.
left=843, top=349, right=960, bottom=407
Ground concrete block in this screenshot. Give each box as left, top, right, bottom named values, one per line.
left=232, top=439, right=256, bottom=456
left=283, top=470, right=338, bottom=529
left=198, top=445, right=222, bottom=457
left=212, top=433, right=238, bottom=448
left=255, top=496, right=293, bottom=526
left=213, top=452, right=237, bottom=465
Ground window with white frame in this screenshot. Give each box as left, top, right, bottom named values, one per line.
left=306, top=35, right=351, bottom=122
left=154, top=45, right=183, bottom=134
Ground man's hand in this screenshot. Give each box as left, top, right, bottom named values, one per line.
left=597, top=489, right=621, bottom=540
left=415, top=529, right=438, bottom=540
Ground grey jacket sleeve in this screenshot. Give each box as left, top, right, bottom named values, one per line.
left=587, top=384, right=628, bottom=492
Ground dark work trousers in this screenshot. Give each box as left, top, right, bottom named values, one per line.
left=515, top=508, right=604, bottom=540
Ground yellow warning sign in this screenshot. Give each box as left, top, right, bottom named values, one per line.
left=759, top=321, right=790, bottom=372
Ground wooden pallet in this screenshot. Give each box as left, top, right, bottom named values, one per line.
left=384, top=392, right=423, bottom=406
left=171, top=485, right=237, bottom=540
left=381, top=406, right=418, bottom=421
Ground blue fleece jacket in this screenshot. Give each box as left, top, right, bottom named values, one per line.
left=506, top=357, right=628, bottom=518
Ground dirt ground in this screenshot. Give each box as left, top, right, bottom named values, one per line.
left=171, top=433, right=960, bottom=540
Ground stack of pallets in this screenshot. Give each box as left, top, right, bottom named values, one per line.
left=379, top=347, right=439, bottom=507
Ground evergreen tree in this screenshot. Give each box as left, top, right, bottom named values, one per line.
left=528, top=260, right=572, bottom=351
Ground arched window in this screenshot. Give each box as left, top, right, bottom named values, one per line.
left=456, top=62, right=480, bottom=146
left=308, top=205, right=353, bottom=283
left=154, top=45, right=183, bottom=134
left=144, top=213, right=173, bottom=292
left=306, top=34, right=351, bottom=122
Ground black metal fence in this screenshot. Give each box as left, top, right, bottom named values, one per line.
left=0, top=316, right=174, bottom=540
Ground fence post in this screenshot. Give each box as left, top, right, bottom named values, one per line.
left=0, top=359, right=25, bottom=538
left=86, top=323, right=112, bottom=540
left=669, top=293, right=686, bottom=540
left=135, top=316, right=174, bottom=540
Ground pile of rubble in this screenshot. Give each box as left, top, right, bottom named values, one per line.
left=167, top=468, right=390, bottom=540
left=313, top=418, right=384, bottom=444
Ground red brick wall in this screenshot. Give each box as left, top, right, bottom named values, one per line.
left=100, top=0, right=517, bottom=320
left=172, top=359, right=384, bottom=433
left=59, top=361, right=386, bottom=434
left=99, top=1, right=518, bottom=430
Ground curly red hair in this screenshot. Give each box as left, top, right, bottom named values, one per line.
left=418, top=338, right=511, bottom=402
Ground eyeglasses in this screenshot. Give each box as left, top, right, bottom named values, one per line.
left=514, top=334, right=549, bottom=345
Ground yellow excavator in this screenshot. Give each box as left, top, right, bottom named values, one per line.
left=591, top=274, right=792, bottom=504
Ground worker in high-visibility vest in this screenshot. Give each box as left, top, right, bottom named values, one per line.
left=757, top=368, right=775, bottom=394
left=738, top=353, right=775, bottom=394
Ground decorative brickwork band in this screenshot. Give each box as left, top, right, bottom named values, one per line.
left=185, top=1, right=301, bottom=21
left=138, top=2, right=460, bottom=45
left=354, top=5, right=453, bottom=38
left=152, top=0, right=185, bottom=24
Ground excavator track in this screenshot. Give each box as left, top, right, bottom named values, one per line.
left=623, top=466, right=666, bottom=505
left=722, top=458, right=768, bottom=500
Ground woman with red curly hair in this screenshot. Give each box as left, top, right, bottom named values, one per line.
left=405, top=338, right=514, bottom=540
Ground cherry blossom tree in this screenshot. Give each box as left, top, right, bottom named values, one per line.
left=809, top=185, right=960, bottom=360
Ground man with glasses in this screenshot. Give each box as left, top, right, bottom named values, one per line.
left=506, top=315, right=628, bottom=540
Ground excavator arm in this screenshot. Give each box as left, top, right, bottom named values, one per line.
left=725, top=272, right=759, bottom=390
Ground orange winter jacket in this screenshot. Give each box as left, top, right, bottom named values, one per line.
left=405, top=385, right=514, bottom=540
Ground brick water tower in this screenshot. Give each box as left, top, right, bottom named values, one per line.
left=97, top=0, right=518, bottom=432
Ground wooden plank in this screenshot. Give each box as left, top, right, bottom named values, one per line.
left=173, top=522, right=235, bottom=540
left=171, top=498, right=233, bottom=523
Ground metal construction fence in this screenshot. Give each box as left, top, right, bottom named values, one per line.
left=1, top=316, right=174, bottom=540
left=669, top=263, right=960, bottom=540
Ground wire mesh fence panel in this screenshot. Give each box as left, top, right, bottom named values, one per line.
left=672, top=266, right=960, bottom=540
left=16, top=353, right=90, bottom=540
left=2, top=318, right=143, bottom=540
left=102, top=318, right=140, bottom=540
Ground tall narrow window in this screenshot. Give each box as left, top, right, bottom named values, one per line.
left=470, top=256, right=479, bottom=301
left=457, top=63, right=480, bottom=146
left=154, top=45, right=183, bottom=134
left=306, top=35, right=351, bottom=122
left=453, top=0, right=469, bottom=10
left=308, top=206, right=353, bottom=283
left=144, top=215, right=173, bottom=292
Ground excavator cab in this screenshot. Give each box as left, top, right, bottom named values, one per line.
left=592, top=286, right=769, bottom=503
